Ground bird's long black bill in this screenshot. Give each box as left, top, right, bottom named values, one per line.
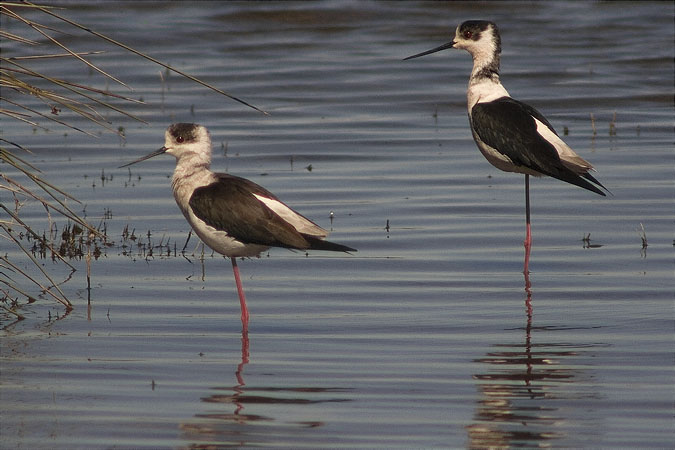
left=118, top=146, right=168, bottom=168
left=403, top=41, right=455, bottom=60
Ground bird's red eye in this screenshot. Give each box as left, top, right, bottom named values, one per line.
left=463, top=30, right=472, bottom=39
left=176, top=135, right=184, bottom=143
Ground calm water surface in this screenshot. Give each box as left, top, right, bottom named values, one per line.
left=1, top=1, right=673, bottom=448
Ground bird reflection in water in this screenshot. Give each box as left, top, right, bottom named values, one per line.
left=466, top=270, right=601, bottom=448
left=180, top=330, right=351, bottom=447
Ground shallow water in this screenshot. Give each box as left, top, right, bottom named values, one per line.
left=1, top=1, right=673, bottom=448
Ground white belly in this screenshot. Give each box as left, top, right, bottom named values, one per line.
left=187, top=211, right=269, bottom=258
left=471, top=127, right=542, bottom=176
left=172, top=176, right=269, bottom=258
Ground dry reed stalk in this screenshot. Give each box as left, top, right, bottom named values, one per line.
left=0, top=1, right=266, bottom=315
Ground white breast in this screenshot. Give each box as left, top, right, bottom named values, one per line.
left=171, top=164, right=269, bottom=258
left=467, top=79, right=510, bottom=112
left=186, top=209, right=269, bottom=258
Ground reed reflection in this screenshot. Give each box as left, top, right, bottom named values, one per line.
left=466, top=271, right=596, bottom=448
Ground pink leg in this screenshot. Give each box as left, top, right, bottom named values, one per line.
left=235, top=329, right=249, bottom=387
left=523, top=175, right=532, bottom=274
left=524, top=222, right=532, bottom=249
left=524, top=221, right=532, bottom=274
left=230, top=257, right=249, bottom=333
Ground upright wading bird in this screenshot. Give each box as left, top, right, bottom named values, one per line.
left=405, top=20, right=608, bottom=272
left=121, top=123, right=355, bottom=333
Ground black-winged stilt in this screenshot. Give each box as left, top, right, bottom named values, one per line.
left=120, top=123, right=356, bottom=333
left=405, top=20, right=608, bottom=271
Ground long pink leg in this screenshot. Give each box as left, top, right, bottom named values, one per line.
left=235, top=329, right=249, bottom=387
left=523, top=175, right=532, bottom=274
left=230, top=257, right=249, bottom=333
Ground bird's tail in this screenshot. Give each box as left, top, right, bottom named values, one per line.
left=304, top=235, right=357, bottom=253
left=582, top=172, right=611, bottom=196
left=548, top=167, right=609, bottom=196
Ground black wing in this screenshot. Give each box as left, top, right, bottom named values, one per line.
left=471, top=97, right=606, bottom=195
left=471, top=97, right=562, bottom=172
left=189, top=174, right=311, bottom=249
left=189, top=174, right=356, bottom=252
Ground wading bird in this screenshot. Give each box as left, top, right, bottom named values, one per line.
left=405, top=20, right=607, bottom=271
left=121, top=123, right=355, bottom=333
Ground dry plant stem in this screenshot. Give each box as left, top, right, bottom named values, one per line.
left=1, top=0, right=267, bottom=311
left=0, top=28, right=39, bottom=44
left=0, top=272, right=35, bottom=300
left=21, top=0, right=268, bottom=114
left=1, top=95, right=92, bottom=134
left=2, top=171, right=97, bottom=238
left=0, top=204, right=76, bottom=269
left=3, top=158, right=77, bottom=199
left=0, top=303, right=26, bottom=320
left=0, top=108, right=38, bottom=126
left=3, top=171, right=78, bottom=209
left=0, top=233, right=72, bottom=309
left=86, top=245, right=91, bottom=303
left=2, top=60, right=147, bottom=128
left=2, top=3, right=130, bottom=89
left=2, top=65, right=144, bottom=103
left=637, top=223, right=647, bottom=248
left=8, top=50, right=105, bottom=60
left=0, top=259, right=70, bottom=309
left=0, top=138, right=35, bottom=157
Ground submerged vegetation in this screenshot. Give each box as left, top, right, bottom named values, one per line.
left=0, top=1, right=264, bottom=318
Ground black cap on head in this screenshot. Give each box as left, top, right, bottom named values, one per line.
left=169, top=123, right=199, bottom=143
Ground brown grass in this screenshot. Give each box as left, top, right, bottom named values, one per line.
left=0, top=1, right=266, bottom=317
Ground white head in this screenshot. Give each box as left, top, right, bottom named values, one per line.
left=404, top=20, right=501, bottom=78
left=162, top=123, right=212, bottom=166
left=119, top=123, right=212, bottom=169
left=451, top=21, right=500, bottom=58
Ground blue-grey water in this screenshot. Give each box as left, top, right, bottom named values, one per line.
left=1, top=1, right=673, bottom=448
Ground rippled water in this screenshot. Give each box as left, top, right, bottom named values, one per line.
left=2, top=1, right=673, bottom=448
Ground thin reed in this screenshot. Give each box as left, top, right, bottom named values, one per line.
left=0, top=1, right=265, bottom=317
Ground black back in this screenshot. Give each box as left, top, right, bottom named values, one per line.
left=471, top=97, right=606, bottom=195
left=189, top=174, right=356, bottom=252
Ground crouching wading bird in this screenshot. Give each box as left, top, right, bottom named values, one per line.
left=405, top=20, right=608, bottom=272
left=120, top=123, right=356, bottom=333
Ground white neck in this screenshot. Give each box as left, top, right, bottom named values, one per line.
left=174, top=151, right=210, bottom=177
left=171, top=152, right=214, bottom=213
left=462, top=37, right=509, bottom=110
left=467, top=74, right=510, bottom=111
